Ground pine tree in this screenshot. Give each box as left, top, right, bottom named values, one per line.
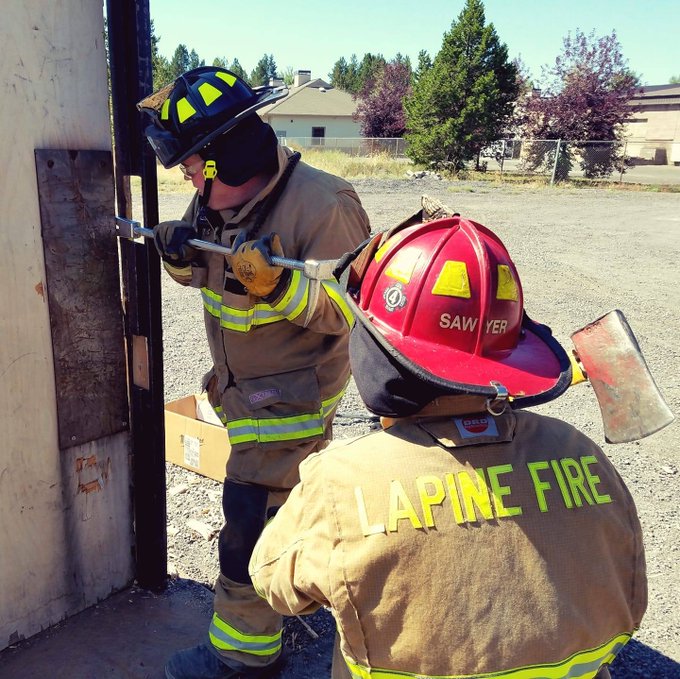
left=357, top=53, right=386, bottom=93
left=329, top=57, right=349, bottom=89
left=404, top=0, right=518, bottom=172
left=169, top=44, right=191, bottom=80
left=250, top=54, right=277, bottom=86
left=188, top=49, right=204, bottom=70
left=150, top=20, right=173, bottom=89
left=413, top=50, right=432, bottom=86
left=229, top=59, right=248, bottom=83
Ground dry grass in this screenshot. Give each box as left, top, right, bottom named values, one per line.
left=130, top=155, right=678, bottom=193
left=287, top=146, right=419, bottom=179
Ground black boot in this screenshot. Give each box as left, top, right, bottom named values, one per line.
left=165, top=644, right=280, bottom=679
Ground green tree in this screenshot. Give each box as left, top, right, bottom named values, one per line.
left=150, top=19, right=173, bottom=89
left=329, top=56, right=349, bottom=89
left=413, top=50, right=432, bottom=86
left=229, top=59, right=249, bottom=83
left=670, top=74, right=680, bottom=84
left=169, top=44, right=191, bottom=80
left=250, top=54, right=277, bottom=86
left=212, top=56, right=228, bottom=68
left=188, top=49, right=204, bottom=70
left=281, top=66, right=295, bottom=86
left=357, top=53, right=387, bottom=92
left=404, top=0, right=518, bottom=172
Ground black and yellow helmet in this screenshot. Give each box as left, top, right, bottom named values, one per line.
left=137, top=66, right=287, bottom=168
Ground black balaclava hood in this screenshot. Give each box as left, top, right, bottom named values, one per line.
left=202, top=114, right=278, bottom=187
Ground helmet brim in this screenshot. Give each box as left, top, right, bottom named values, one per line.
left=144, top=86, right=287, bottom=168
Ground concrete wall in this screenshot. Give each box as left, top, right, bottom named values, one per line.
left=624, top=104, right=680, bottom=164
left=0, top=0, right=133, bottom=651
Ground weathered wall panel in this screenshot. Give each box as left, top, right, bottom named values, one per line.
left=0, top=0, right=134, bottom=650
left=36, top=149, right=128, bottom=450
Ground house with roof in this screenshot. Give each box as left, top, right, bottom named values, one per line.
left=258, top=70, right=362, bottom=147
left=623, top=84, right=680, bottom=165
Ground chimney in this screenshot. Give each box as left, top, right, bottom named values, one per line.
left=269, top=76, right=284, bottom=87
left=294, top=70, right=311, bottom=87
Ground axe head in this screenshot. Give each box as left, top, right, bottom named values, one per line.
left=570, top=309, right=674, bottom=444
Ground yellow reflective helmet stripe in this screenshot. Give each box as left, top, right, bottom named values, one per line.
left=384, top=249, right=420, bottom=284
left=215, top=71, right=237, bottom=87
left=432, top=260, right=471, bottom=298
left=176, top=96, right=197, bottom=123
left=344, top=632, right=631, bottom=679
left=198, top=81, right=223, bottom=106
left=160, top=98, right=171, bottom=120
left=209, top=613, right=281, bottom=657
left=497, top=264, right=519, bottom=301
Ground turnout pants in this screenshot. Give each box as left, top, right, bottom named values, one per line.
left=209, top=439, right=328, bottom=670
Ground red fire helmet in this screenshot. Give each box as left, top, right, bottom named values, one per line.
left=347, top=216, right=571, bottom=409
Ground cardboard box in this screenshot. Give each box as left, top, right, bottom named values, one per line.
left=165, top=394, right=230, bottom=482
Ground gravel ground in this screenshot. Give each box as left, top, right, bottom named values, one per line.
left=154, top=177, right=680, bottom=678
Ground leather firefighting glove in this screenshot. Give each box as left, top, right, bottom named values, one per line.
left=152, top=220, right=198, bottom=267
left=231, top=230, right=286, bottom=298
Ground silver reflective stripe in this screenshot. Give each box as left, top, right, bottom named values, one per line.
left=272, top=269, right=309, bottom=321
left=226, top=381, right=348, bottom=446
left=227, top=413, right=324, bottom=445
left=209, top=613, right=281, bottom=657
left=201, top=288, right=284, bottom=332
left=344, top=632, right=630, bottom=678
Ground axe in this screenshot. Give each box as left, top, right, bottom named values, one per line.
left=569, top=310, right=674, bottom=444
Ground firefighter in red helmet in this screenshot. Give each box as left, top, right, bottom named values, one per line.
left=249, top=216, right=647, bottom=679
left=138, top=67, right=370, bottom=679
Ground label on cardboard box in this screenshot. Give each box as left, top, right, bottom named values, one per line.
left=183, top=434, right=200, bottom=468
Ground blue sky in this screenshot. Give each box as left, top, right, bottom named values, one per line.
left=150, top=0, right=679, bottom=86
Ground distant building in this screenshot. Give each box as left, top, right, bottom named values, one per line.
left=258, top=69, right=361, bottom=145
left=624, top=84, right=680, bottom=165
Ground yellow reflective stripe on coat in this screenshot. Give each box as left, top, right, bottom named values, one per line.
left=227, top=382, right=348, bottom=445
left=321, top=279, right=355, bottom=327
left=202, top=288, right=284, bottom=331
left=213, top=405, right=228, bottom=425
left=345, top=632, right=630, bottom=679
left=271, top=269, right=309, bottom=321
left=209, top=613, right=281, bottom=657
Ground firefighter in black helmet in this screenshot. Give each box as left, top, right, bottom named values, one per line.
left=138, top=67, right=371, bottom=679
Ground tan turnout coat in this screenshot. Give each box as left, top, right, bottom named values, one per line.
left=250, top=408, right=647, bottom=678
left=165, top=145, right=371, bottom=489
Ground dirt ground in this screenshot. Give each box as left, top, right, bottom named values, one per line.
left=157, top=177, right=680, bottom=678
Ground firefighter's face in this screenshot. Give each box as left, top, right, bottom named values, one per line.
left=180, top=154, right=269, bottom=211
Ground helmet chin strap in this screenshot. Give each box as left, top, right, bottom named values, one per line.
left=199, top=159, right=217, bottom=209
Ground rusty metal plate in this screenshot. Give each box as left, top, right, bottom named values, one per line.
left=35, top=149, right=129, bottom=449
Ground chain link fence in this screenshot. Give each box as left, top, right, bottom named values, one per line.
left=479, top=139, right=680, bottom=185
left=281, top=136, right=679, bottom=185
